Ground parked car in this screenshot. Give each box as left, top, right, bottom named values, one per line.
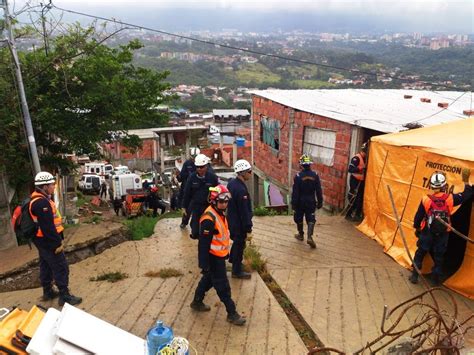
left=78, top=174, right=101, bottom=194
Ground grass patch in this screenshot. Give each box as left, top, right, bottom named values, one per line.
left=243, top=240, right=267, bottom=273
left=145, top=268, right=184, bottom=278
left=253, top=206, right=278, bottom=216
left=84, top=215, right=102, bottom=224
left=234, top=63, right=280, bottom=84
left=90, top=271, right=128, bottom=283
left=123, top=215, right=159, bottom=240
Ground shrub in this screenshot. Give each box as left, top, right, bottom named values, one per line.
left=123, top=215, right=159, bottom=240
left=253, top=206, right=278, bottom=216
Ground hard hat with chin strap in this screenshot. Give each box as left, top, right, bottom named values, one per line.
left=34, top=171, right=55, bottom=186
left=299, top=154, right=313, bottom=166
left=194, top=154, right=209, bottom=167
left=234, top=159, right=251, bottom=173
left=430, top=171, right=447, bottom=189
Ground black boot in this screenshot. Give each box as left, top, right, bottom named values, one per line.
left=232, top=271, right=252, bottom=279
left=190, top=300, right=211, bottom=312
left=408, top=270, right=419, bottom=284
left=41, top=287, right=59, bottom=301
left=307, top=222, right=316, bottom=249
left=294, top=223, right=304, bottom=241
left=227, top=312, right=246, bottom=326
left=58, top=290, right=82, bottom=306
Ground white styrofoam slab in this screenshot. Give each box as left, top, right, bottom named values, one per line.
left=26, top=308, right=61, bottom=355
left=53, top=338, right=92, bottom=355
left=55, top=303, right=146, bottom=355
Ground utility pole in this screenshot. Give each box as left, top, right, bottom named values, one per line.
left=2, top=0, right=41, bottom=174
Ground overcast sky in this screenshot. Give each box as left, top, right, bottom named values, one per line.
left=11, top=0, right=474, bottom=33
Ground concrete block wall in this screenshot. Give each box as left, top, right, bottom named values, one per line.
left=253, top=96, right=352, bottom=210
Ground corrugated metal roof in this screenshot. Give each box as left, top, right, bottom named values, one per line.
left=127, top=125, right=207, bottom=139
left=213, top=109, right=250, bottom=117
left=250, top=89, right=473, bottom=133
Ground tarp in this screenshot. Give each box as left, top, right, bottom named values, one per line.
left=358, top=118, right=474, bottom=299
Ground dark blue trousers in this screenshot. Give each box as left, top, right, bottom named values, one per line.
left=35, top=245, right=69, bottom=292
left=194, top=255, right=236, bottom=315
left=229, top=233, right=247, bottom=274
left=413, top=230, right=448, bottom=277
left=293, top=203, right=316, bottom=224
left=190, top=204, right=208, bottom=239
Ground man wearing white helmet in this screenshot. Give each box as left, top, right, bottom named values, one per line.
left=227, top=159, right=253, bottom=279
left=182, top=154, right=219, bottom=239
left=178, top=147, right=200, bottom=228
left=409, top=169, right=472, bottom=285
left=29, top=171, right=82, bottom=306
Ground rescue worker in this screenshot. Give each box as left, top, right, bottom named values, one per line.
left=291, top=154, right=323, bottom=249
left=409, top=169, right=472, bottom=285
left=100, top=180, right=107, bottom=199
left=148, top=186, right=166, bottom=217
left=190, top=185, right=246, bottom=326
left=345, top=143, right=368, bottom=222
left=30, top=172, right=82, bottom=306
left=182, top=154, right=219, bottom=239
left=227, top=159, right=253, bottom=279
left=178, top=147, right=200, bottom=228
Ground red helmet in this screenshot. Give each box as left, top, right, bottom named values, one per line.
left=151, top=186, right=158, bottom=193
left=208, top=184, right=231, bottom=203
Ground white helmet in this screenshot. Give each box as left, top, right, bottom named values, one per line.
left=194, top=154, right=209, bottom=167
left=234, top=159, right=251, bottom=173
left=189, top=147, right=200, bottom=157
left=430, top=171, right=447, bottom=189
left=35, top=171, right=55, bottom=186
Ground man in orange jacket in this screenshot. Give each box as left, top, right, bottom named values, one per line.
left=409, top=169, right=472, bottom=285
left=190, top=185, right=246, bottom=326
left=30, top=171, right=82, bottom=306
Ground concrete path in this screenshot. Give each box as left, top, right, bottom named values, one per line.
left=252, top=215, right=474, bottom=353
left=0, top=217, right=307, bottom=354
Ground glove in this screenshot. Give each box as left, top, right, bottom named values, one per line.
left=414, top=229, right=421, bottom=238
left=54, top=243, right=64, bottom=254
left=461, top=168, right=470, bottom=183
left=317, top=202, right=323, bottom=210
left=181, top=208, right=187, bottom=216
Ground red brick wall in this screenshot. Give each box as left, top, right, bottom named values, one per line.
left=252, top=96, right=352, bottom=209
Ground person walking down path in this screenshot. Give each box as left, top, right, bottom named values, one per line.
left=190, top=185, right=246, bottom=326
left=227, top=159, right=253, bottom=279
left=291, top=154, right=323, bottom=249
left=29, top=171, right=82, bottom=306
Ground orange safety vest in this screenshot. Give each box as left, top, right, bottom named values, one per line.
left=420, top=192, right=454, bottom=231
left=29, top=191, right=64, bottom=237
left=199, top=205, right=230, bottom=257
left=352, top=153, right=366, bottom=181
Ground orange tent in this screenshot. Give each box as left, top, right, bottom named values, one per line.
left=358, top=118, right=474, bottom=299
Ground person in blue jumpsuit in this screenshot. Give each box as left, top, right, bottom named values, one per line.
left=291, top=154, right=323, bottom=249
left=227, top=159, right=253, bottom=279
left=178, top=147, right=200, bottom=228
left=30, top=171, right=82, bottom=306
left=182, top=154, right=219, bottom=239
left=409, top=169, right=472, bottom=285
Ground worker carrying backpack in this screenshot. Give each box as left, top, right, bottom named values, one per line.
left=11, top=197, right=39, bottom=247
left=426, top=194, right=450, bottom=235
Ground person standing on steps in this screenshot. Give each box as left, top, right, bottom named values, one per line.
left=182, top=154, right=218, bottom=239
left=291, top=154, right=323, bottom=249
left=178, top=147, right=200, bottom=228
left=345, top=142, right=368, bottom=222
left=190, top=185, right=246, bottom=326
left=29, top=171, right=82, bottom=306
left=409, top=169, right=472, bottom=286
left=227, top=159, right=253, bottom=279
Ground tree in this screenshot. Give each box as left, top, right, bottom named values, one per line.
left=0, top=24, right=171, bottom=191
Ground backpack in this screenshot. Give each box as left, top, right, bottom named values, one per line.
left=11, top=197, right=39, bottom=246
left=426, top=194, right=450, bottom=234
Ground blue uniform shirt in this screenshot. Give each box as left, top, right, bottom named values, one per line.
left=291, top=168, right=323, bottom=209
left=227, top=177, right=253, bottom=236
left=178, top=159, right=196, bottom=185
left=182, top=171, right=219, bottom=210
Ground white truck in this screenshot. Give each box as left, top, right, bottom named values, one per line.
left=78, top=174, right=101, bottom=194
left=84, top=162, right=113, bottom=178
left=111, top=173, right=141, bottom=199
left=112, top=165, right=131, bottom=176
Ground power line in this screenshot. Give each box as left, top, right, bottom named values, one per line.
left=49, top=3, right=461, bottom=90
